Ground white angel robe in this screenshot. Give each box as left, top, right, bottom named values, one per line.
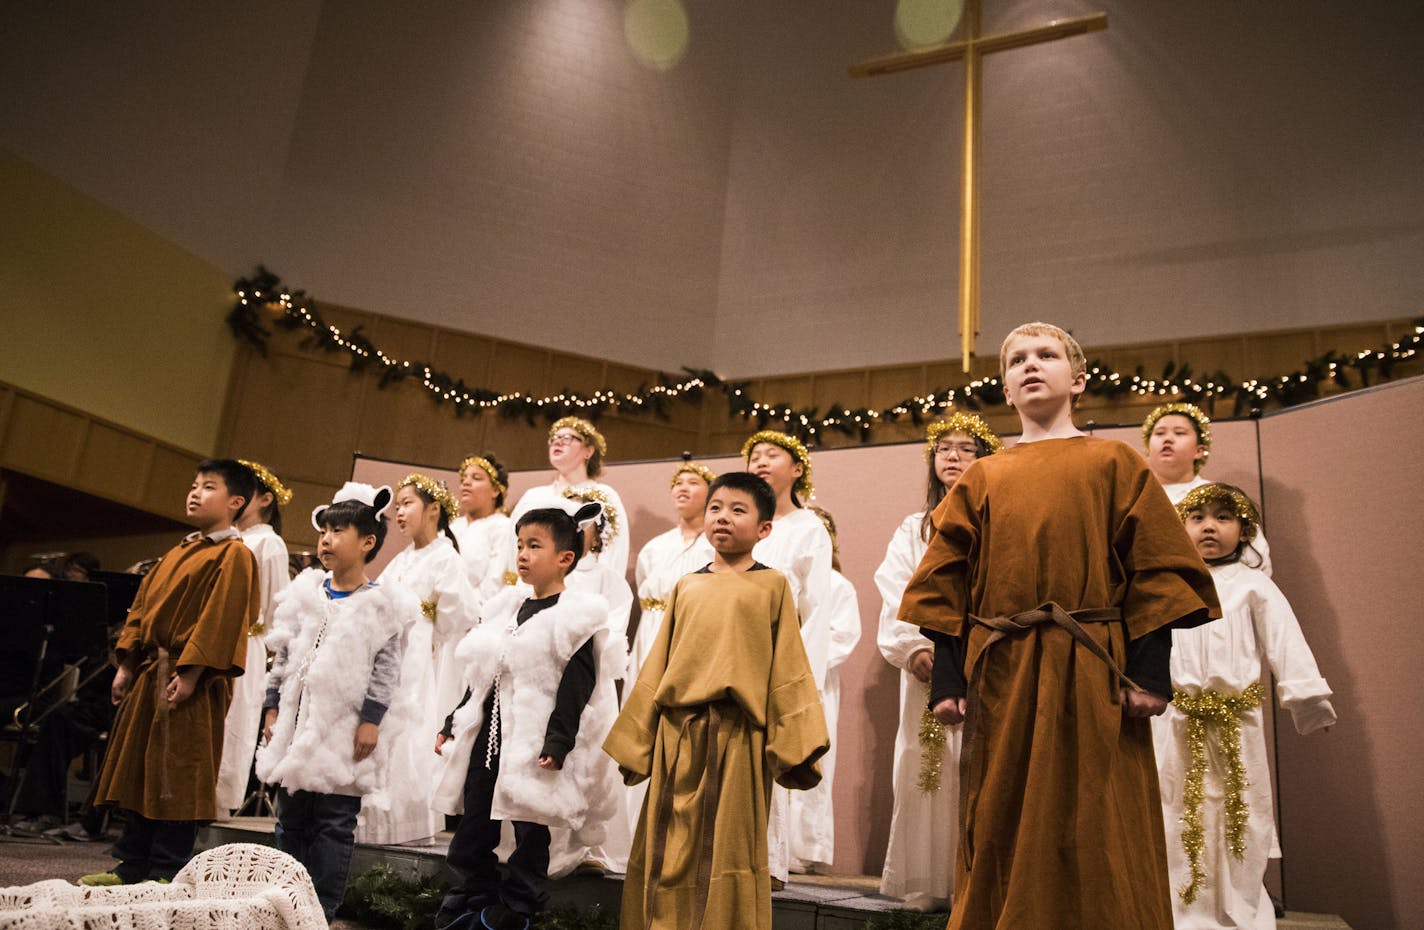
left=510, top=480, right=632, bottom=576
left=1162, top=475, right=1274, bottom=577
left=752, top=506, right=836, bottom=876
left=873, top=512, right=960, bottom=908
left=452, top=510, right=516, bottom=600
left=216, top=522, right=289, bottom=813
left=510, top=554, right=634, bottom=875
left=1152, top=560, right=1336, bottom=930
left=362, top=535, right=479, bottom=844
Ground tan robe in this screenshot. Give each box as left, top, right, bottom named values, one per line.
left=94, top=532, right=259, bottom=821
left=900, top=437, right=1219, bottom=930
left=604, top=567, right=829, bottom=930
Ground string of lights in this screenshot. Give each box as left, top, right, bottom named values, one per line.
left=227, top=267, right=1421, bottom=442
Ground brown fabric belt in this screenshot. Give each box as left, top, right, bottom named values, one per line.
left=960, top=603, right=1136, bottom=870
left=153, top=646, right=173, bottom=801
left=643, top=702, right=726, bottom=930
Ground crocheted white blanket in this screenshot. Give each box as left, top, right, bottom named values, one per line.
left=0, top=843, right=326, bottom=930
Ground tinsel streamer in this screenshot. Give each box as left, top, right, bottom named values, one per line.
left=916, top=682, right=948, bottom=793
left=1172, top=681, right=1264, bottom=904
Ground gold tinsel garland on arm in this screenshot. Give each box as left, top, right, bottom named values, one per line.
left=1172, top=681, right=1265, bottom=904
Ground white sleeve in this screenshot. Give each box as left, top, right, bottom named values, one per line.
left=874, top=516, right=934, bottom=671
left=635, top=537, right=658, bottom=599
left=1250, top=577, right=1335, bottom=735
left=480, top=519, right=516, bottom=600
left=460, top=528, right=491, bottom=593
left=255, top=536, right=291, bottom=629
left=600, top=483, right=632, bottom=577
left=826, top=572, right=862, bottom=672
left=432, top=547, right=481, bottom=648
left=794, top=517, right=837, bottom=690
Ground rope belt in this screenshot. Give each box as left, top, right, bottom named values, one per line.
left=638, top=597, right=667, bottom=613
left=153, top=647, right=173, bottom=801
left=643, top=702, right=726, bottom=930
left=1171, top=681, right=1264, bottom=904
left=961, top=603, right=1132, bottom=869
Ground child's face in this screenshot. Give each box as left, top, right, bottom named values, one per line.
left=746, top=443, right=802, bottom=497
left=671, top=472, right=709, bottom=520
left=517, top=523, right=575, bottom=586
left=1183, top=503, right=1243, bottom=561
left=704, top=487, right=773, bottom=555
left=187, top=471, right=245, bottom=530
left=1147, top=414, right=1205, bottom=481
left=393, top=485, right=438, bottom=538
left=458, top=466, right=497, bottom=515
left=1002, top=333, right=1086, bottom=412
left=317, top=522, right=376, bottom=571
left=547, top=428, right=593, bottom=474
left=932, top=430, right=980, bottom=487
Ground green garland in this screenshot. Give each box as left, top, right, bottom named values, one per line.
left=339, top=865, right=619, bottom=930
left=227, top=267, right=1422, bottom=442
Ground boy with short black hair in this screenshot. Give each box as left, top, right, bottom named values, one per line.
left=900, top=322, right=1221, bottom=929
left=433, top=501, right=621, bottom=930
left=605, top=471, right=829, bottom=930
left=256, top=482, right=419, bottom=921
left=84, top=459, right=261, bottom=885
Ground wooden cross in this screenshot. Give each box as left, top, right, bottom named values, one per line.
left=850, top=1, right=1107, bottom=373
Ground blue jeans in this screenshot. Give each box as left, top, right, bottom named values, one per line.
left=275, top=788, right=362, bottom=919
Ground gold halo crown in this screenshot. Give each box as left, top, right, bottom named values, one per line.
left=237, top=459, right=293, bottom=507
left=741, top=430, right=814, bottom=500
left=1143, top=403, right=1213, bottom=472
left=399, top=473, right=460, bottom=521
left=1175, top=483, right=1260, bottom=543
left=549, top=416, right=608, bottom=458
left=670, top=461, right=717, bottom=488
left=458, top=456, right=507, bottom=498
left=923, top=414, right=1004, bottom=463
left=562, top=487, right=621, bottom=549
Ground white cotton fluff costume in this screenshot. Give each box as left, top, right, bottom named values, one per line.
left=255, top=568, right=422, bottom=805
left=433, top=586, right=621, bottom=844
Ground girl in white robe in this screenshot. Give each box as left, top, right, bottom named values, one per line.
left=874, top=415, right=1001, bottom=910
left=362, top=474, right=479, bottom=845
left=1155, top=483, right=1335, bottom=930
left=743, top=430, right=835, bottom=878
left=216, top=460, right=292, bottom=814
left=452, top=453, right=516, bottom=599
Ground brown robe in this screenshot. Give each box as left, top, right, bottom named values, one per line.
left=604, top=567, right=829, bottom=930
left=94, top=531, right=259, bottom=821
left=899, top=437, right=1219, bottom=930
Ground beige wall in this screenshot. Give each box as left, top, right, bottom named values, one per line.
left=0, top=150, right=234, bottom=454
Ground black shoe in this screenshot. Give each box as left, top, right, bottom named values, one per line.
left=479, top=903, right=531, bottom=930
left=436, top=894, right=497, bottom=930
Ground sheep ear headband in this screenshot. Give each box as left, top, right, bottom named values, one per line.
left=311, top=481, right=393, bottom=530
left=552, top=496, right=604, bottom=530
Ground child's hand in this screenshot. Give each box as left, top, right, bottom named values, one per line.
left=538, top=754, right=562, bottom=771
left=1121, top=688, right=1169, bottom=718
left=263, top=708, right=278, bottom=744
left=354, top=722, right=380, bottom=761
left=165, top=667, right=201, bottom=704
left=932, top=697, right=966, bottom=726
left=434, top=733, right=449, bottom=755
left=111, top=665, right=133, bottom=705
left=908, top=649, right=934, bottom=684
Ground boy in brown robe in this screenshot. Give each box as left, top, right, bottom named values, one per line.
left=604, top=471, right=829, bottom=930
left=83, top=459, right=261, bottom=885
left=899, top=323, right=1220, bottom=930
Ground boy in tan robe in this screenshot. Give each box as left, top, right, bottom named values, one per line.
left=84, top=459, right=260, bottom=885
left=900, top=323, right=1220, bottom=930
left=605, top=471, right=829, bottom=930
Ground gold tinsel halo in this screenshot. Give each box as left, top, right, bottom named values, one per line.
left=549, top=416, right=608, bottom=458
left=563, top=486, right=621, bottom=550
left=458, top=455, right=508, bottom=498
left=237, top=459, right=293, bottom=507
left=1176, top=483, right=1260, bottom=543
left=923, top=413, right=1004, bottom=462
left=1142, top=402, right=1213, bottom=471
left=740, top=430, right=814, bottom=500
left=399, top=473, right=460, bottom=521
left=669, top=460, right=717, bottom=489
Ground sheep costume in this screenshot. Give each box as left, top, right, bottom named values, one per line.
left=255, top=484, right=423, bottom=813
left=434, top=503, right=622, bottom=845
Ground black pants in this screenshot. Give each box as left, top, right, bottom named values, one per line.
left=443, top=717, right=550, bottom=917
left=275, top=788, right=362, bottom=920
left=110, top=811, right=197, bottom=883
